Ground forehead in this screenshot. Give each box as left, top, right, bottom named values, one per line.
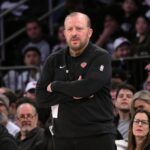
left=118, top=89, right=133, bottom=95
left=134, top=112, right=148, bottom=120
left=134, top=99, right=150, bottom=106
left=17, top=104, right=35, bottom=114
left=64, top=14, right=88, bottom=28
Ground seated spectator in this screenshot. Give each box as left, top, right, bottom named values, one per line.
left=0, top=94, right=20, bottom=136
left=130, top=90, right=150, bottom=115
left=3, top=46, right=41, bottom=91
left=17, top=46, right=41, bottom=91
left=114, top=83, right=135, bottom=140
left=120, top=0, right=141, bottom=39
left=95, top=5, right=124, bottom=54
left=15, top=98, right=50, bottom=150
left=112, top=37, right=132, bottom=59
left=131, top=14, right=150, bottom=56
left=128, top=109, right=150, bottom=150
left=24, top=81, right=37, bottom=101
left=0, top=124, right=18, bottom=150
left=17, top=19, right=51, bottom=64
left=51, top=24, right=67, bottom=53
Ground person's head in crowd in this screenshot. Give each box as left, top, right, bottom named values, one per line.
left=130, top=90, right=150, bottom=115
left=24, top=81, right=37, bottom=100
left=16, top=97, right=38, bottom=137
left=112, top=68, right=128, bottom=84
left=104, top=5, right=124, bottom=28
left=135, top=14, right=150, bottom=37
left=115, top=83, right=135, bottom=113
left=128, top=109, right=150, bottom=150
left=23, top=46, right=41, bottom=66
left=122, top=0, right=139, bottom=17
left=25, top=19, right=43, bottom=42
left=112, top=37, right=131, bottom=58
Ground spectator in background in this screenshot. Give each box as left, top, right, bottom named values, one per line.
left=95, top=5, right=124, bottom=54
left=15, top=98, right=50, bottom=150
left=114, top=83, right=135, bottom=140
left=24, top=81, right=37, bottom=101
left=17, top=19, right=50, bottom=64
left=120, top=0, right=141, bottom=39
left=17, top=46, right=41, bottom=91
left=51, top=24, right=67, bottom=53
left=127, top=109, right=150, bottom=150
left=0, top=94, right=20, bottom=136
left=130, top=90, right=150, bottom=115
left=131, top=14, right=150, bottom=56
left=112, top=37, right=132, bottom=59
left=3, top=46, right=41, bottom=91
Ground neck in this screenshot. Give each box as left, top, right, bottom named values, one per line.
left=135, top=137, right=146, bottom=150
left=118, top=110, right=130, bottom=120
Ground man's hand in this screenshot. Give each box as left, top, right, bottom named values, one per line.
left=47, top=83, right=52, bottom=93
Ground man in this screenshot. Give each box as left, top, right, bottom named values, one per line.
left=0, top=94, right=20, bottom=136
left=114, top=83, right=135, bottom=140
left=18, top=19, right=50, bottom=64
left=15, top=98, right=49, bottom=150
left=36, top=12, right=116, bottom=150
left=130, top=90, right=150, bottom=114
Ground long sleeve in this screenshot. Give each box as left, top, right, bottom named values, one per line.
left=36, top=54, right=71, bottom=108
left=51, top=52, right=111, bottom=97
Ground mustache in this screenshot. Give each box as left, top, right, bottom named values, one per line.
left=71, top=36, right=80, bottom=40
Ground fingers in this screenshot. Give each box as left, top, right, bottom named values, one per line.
left=78, top=75, right=82, bottom=80
left=47, top=84, right=52, bottom=92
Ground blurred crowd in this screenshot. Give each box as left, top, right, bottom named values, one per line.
left=1, top=0, right=150, bottom=150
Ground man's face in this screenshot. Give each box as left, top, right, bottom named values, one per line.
left=116, top=89, right=133, bottom=111
left=26, top=22, right=42, bottom=41
left=24, top=51, right=41, bottom=66
left=16, top=104, right=38, bottom=133
left=64, top=14, right=92, bottom=55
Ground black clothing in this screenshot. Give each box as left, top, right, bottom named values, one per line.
left=0, top=125, right=18, bottom=150
left=16, top=127, right=48, bottom=150
left=36, top=42, right=116, bottom=138
left=54, top=134, right=116, bottom=150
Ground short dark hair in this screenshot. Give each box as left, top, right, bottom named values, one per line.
left=64, top=12, right=91, bottom=27
left=116, top=83, right=136, bottom=98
